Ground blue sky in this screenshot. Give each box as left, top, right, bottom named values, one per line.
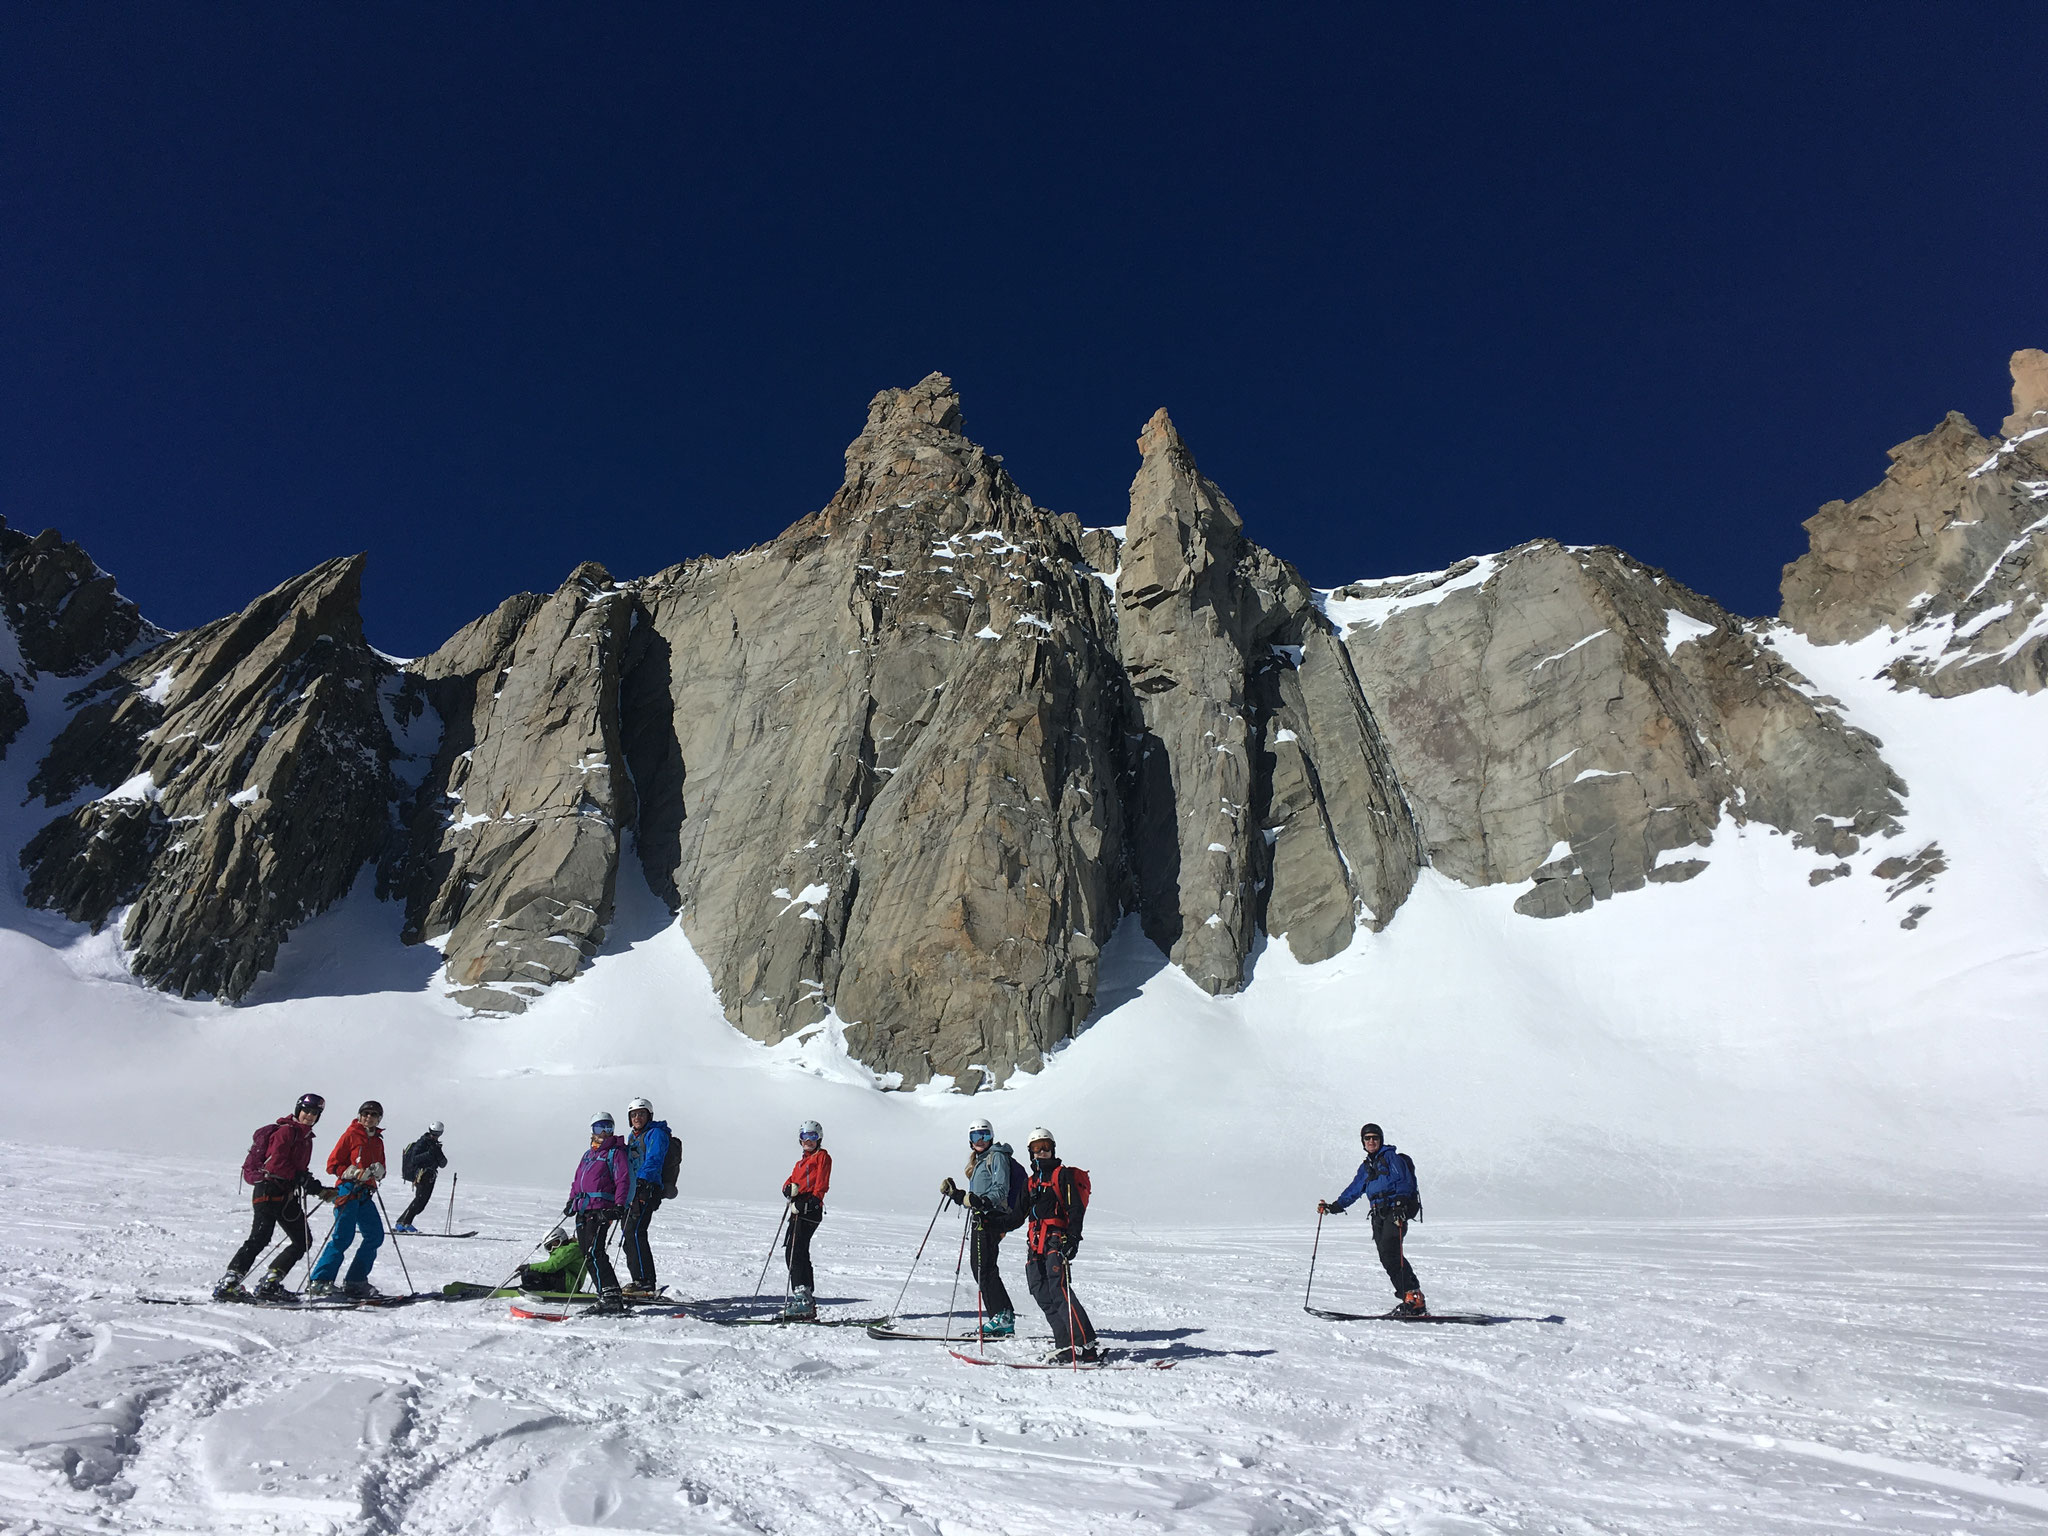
left=4, top=6, right=2043, bottom=655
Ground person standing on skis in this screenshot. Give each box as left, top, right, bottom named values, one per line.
left=780, top=1120, right=831, bottom=1319
left=1023, top=1128, right=1098, bottom=1363
left=940, top=1118, right=1022, bottom=1337
left=565, top=1111, right=632, bottom=1313
left=308, top=1100, right=389, bottom=1298
left=621, top=1098, right=673, bottom=1298
left=215, top=1092, right=334, bottom=1300
left=393, top=1121, right=447, bottom=1233
left=1319, top=1122, right=1427, bottom=1316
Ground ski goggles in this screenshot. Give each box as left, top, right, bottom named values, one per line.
left=967, top=1131, right=993, bottom=1145
left=798, top=1132, right=821, bottom=1143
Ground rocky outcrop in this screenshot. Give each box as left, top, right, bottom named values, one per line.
left=1116, top=410, right=1419, bottom=987
left=1780, top=350, right=2048, bottom=695
left=384, top=565, right=632, bottom=1013
left=622, top=375, right=1127, bottom=1085
left=20, top=556, right=400, bottom=999
left=1, top=517, right=155, bottom=758
left=1336, top=542, right=1905, bottom=916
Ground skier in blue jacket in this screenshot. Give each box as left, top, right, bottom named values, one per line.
left=621, top=1098, right=673, bottom=1297
left=1319, top=1123, right=1427, bottom=1315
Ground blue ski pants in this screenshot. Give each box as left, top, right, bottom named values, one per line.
left=310, top=1196, right=384, bottom=1286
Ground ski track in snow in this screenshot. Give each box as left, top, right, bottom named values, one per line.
left=0, top=1144, right=2043, bottom=1535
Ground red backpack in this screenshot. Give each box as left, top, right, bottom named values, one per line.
left=241, top=1122, right=281, bottom=1186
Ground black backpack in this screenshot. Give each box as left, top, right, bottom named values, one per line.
left=401, top=1135, right=433, bottom=1182
left=659, top=1131, right=682, bottom=1199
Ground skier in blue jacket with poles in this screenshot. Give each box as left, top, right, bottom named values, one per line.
left=1319, top=1123, right=1427, bottom=1316
left=620, top=1098, right=673, bottom=1297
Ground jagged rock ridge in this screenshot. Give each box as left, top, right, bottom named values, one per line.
left=5, top=354, right=2041, bottom=1079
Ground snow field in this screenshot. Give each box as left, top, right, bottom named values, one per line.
left=1, top=1143, right=2043, bottom=1534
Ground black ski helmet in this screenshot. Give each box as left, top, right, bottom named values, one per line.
left=1360, top=1123, right=1384, bottom=1142
left=296, top=1092, right=325, bottom=1116
left=359, top=1100, right=384, bottom=1118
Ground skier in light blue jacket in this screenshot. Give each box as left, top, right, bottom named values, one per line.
left=941, top=1118, right=1024, bottom=1336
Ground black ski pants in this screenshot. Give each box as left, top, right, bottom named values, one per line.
left=970, top=1218, right=1014, bottom=1315
left=784, top=1202, right=821, bottom=1292
left=228, top=1180, right=312, bottom=1278
left=621, top=1189, right=662, bottom=1287
left=1025, top=1250, right=1095, bottom=1351
left=396, top=1169, right=437, bottom=1227
left=575, top=1209, right=622, bottom=1296
left=1370, top=1204, right=1421, bottom=1295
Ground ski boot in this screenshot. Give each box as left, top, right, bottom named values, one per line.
left=343, top=1281, right=384, bottom=1302
left=392, top=1223, right=419, bottom=1234
left=981, top=1309, right=1015, bottom=1339
left=782, top=1285, right=816, bottom=1322
left=251, top=1270, right=294, bottom=1302
left=1394, top=1290, right=1428, bottom=1318
left=304, top=1280, right=338, bottom=1298
left=1076, top=1342, right=1101, bottom=1364
left=620, top=1282, right=659, bottom=1301
left=589, top=1288, right=627, bottom=1315
left=211, top=1270, right=248, bottom=1302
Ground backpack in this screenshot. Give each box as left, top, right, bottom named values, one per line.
left=241, top=1122, right=280, bottom=1186
left=1000, top=1153, right=1030, bottom=1226
left=1397, top=1151, right=1423, bottom=1223
left=1067, top=1166, right=1092, bottom=1214
left=401, top=1136, right=429, bottom=1182
left=660, top=1132, right=682, bottom=1199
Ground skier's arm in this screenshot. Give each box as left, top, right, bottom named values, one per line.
left=1328, top=1160, right=1372, bottom=1213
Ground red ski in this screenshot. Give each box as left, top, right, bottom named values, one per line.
left=947, top=1348, right=1174, bottom=1371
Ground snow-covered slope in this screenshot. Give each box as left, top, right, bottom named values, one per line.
left=2, top=602, right=2042, bottom=1219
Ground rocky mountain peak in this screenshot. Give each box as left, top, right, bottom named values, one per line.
left=1121, top=407, right=1246, bottom=612
left=2003, top=347, right=2048, bottom=440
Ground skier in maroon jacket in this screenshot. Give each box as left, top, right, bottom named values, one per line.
left=214, top=1093, right=334, bottom=1300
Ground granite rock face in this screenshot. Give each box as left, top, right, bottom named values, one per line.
left=622, top=375, right=1127, bottom=1085
left=0, top=517, right=155, bottom=758
left=15, top=359, right=2036, bottom=1079
left=1780, top=350, right=2048, bottom=695
left=384, top=565, right=633, bottom=1013
left=20, top=556, right=400, bottom=999
left=1335, top=541, right=1905, bottom=917
left=1116, top=409, right=1419, bottom=988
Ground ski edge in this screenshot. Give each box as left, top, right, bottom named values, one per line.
left=946, top=1348, right=1174, bottom=1371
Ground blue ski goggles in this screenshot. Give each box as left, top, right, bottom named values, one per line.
left=967, top=1131, right=992, bottom=1145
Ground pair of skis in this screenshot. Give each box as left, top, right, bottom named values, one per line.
left=867, top=1320, right=1173, bottom=1371
left=140, top=1291, right=421, bottom=1310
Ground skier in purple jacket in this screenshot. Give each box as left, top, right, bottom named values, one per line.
left=564, top=1112, right=633, bottom=1312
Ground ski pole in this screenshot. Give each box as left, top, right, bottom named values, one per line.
left=294, top=1203, right=340, bottom=1287
left=375, top=1189, right=416, bottom=1294
left=946, top=1209, right=970, bottom=1343
left=753, top=1201, right=790, bottom=1303
left=1304, top=1208, right=1325, bottom=1310
left=445, top=1171, right=457, bottom=1236
left=888, top=1195, right=951, bottom=1323
left=1063, top=1254, right=1082, bottom=1372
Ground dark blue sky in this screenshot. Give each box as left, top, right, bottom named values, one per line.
left=5, top=7, right=2044, bottom=656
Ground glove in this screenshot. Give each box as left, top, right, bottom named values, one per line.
left=311, top=1184, right=335, bottom=1204
left=563, top=1198, right=575, bottom=1217
left=367, top=1163, right=386, bottom=1183
left=1318, top=1200, right=1342, bottom=1215
left=1064, top=1236, right=1081, bottom=1259
left=783, top=1181, right=799, bottom=1199
left=940, top=1177, right=961, bottom=1203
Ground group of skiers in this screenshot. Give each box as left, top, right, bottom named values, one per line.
left=219, top=1092, right=1427, bottom=1352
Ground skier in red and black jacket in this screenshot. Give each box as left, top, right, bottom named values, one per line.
left=779, top=1119, right=831, bottom=1319
left=214, top=1092, right=334, bottom=1300
left=1022, top=1127, right=1098, bottom=1364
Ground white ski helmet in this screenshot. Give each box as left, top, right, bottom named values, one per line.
left=627, top=1097, right=653, bottom=1116
left=967, top=1118, right=994, bottom=1141
left=427, top=1121, right=445, bottom=1136
left=1027, top=1127, right=1056, bottom=1149
left=799, top=1119, right=823, bottom=1140
left=591, top=1111, right=615, bottom=1133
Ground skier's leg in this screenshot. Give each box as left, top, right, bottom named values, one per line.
left=786, top=1215, right=816, bottom=1293
left=308, top=1200, right=356, bottom=1286
left=1057, top=1254, right=1096, bottom=1347
left=397, top=1171, right=435, bottom=1227
left=577, top=1212, right=621, bottom=1295
left=1025, top=1253, right=1069, bottom=1350
left=269, top=1201, right=312, bottom=1277
left=343, top=1201, right=384, bottom=1287
left=1371, top=1205, right=1421, bottom=1296
left=226, top=1186, right=284, bottom=1276
left=973, top=1223, right=1014, bottom=1315
left=621, top=1193, right=657, bottom=1288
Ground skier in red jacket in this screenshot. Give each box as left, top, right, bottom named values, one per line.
left=214, top=1093, right=334, bottom=1300
left=1023, top=1127, right=1098, bottom=1363
left=779, top=1120, right=832, bottom=1319
left=307, top=1100, right=389, bottom=1298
